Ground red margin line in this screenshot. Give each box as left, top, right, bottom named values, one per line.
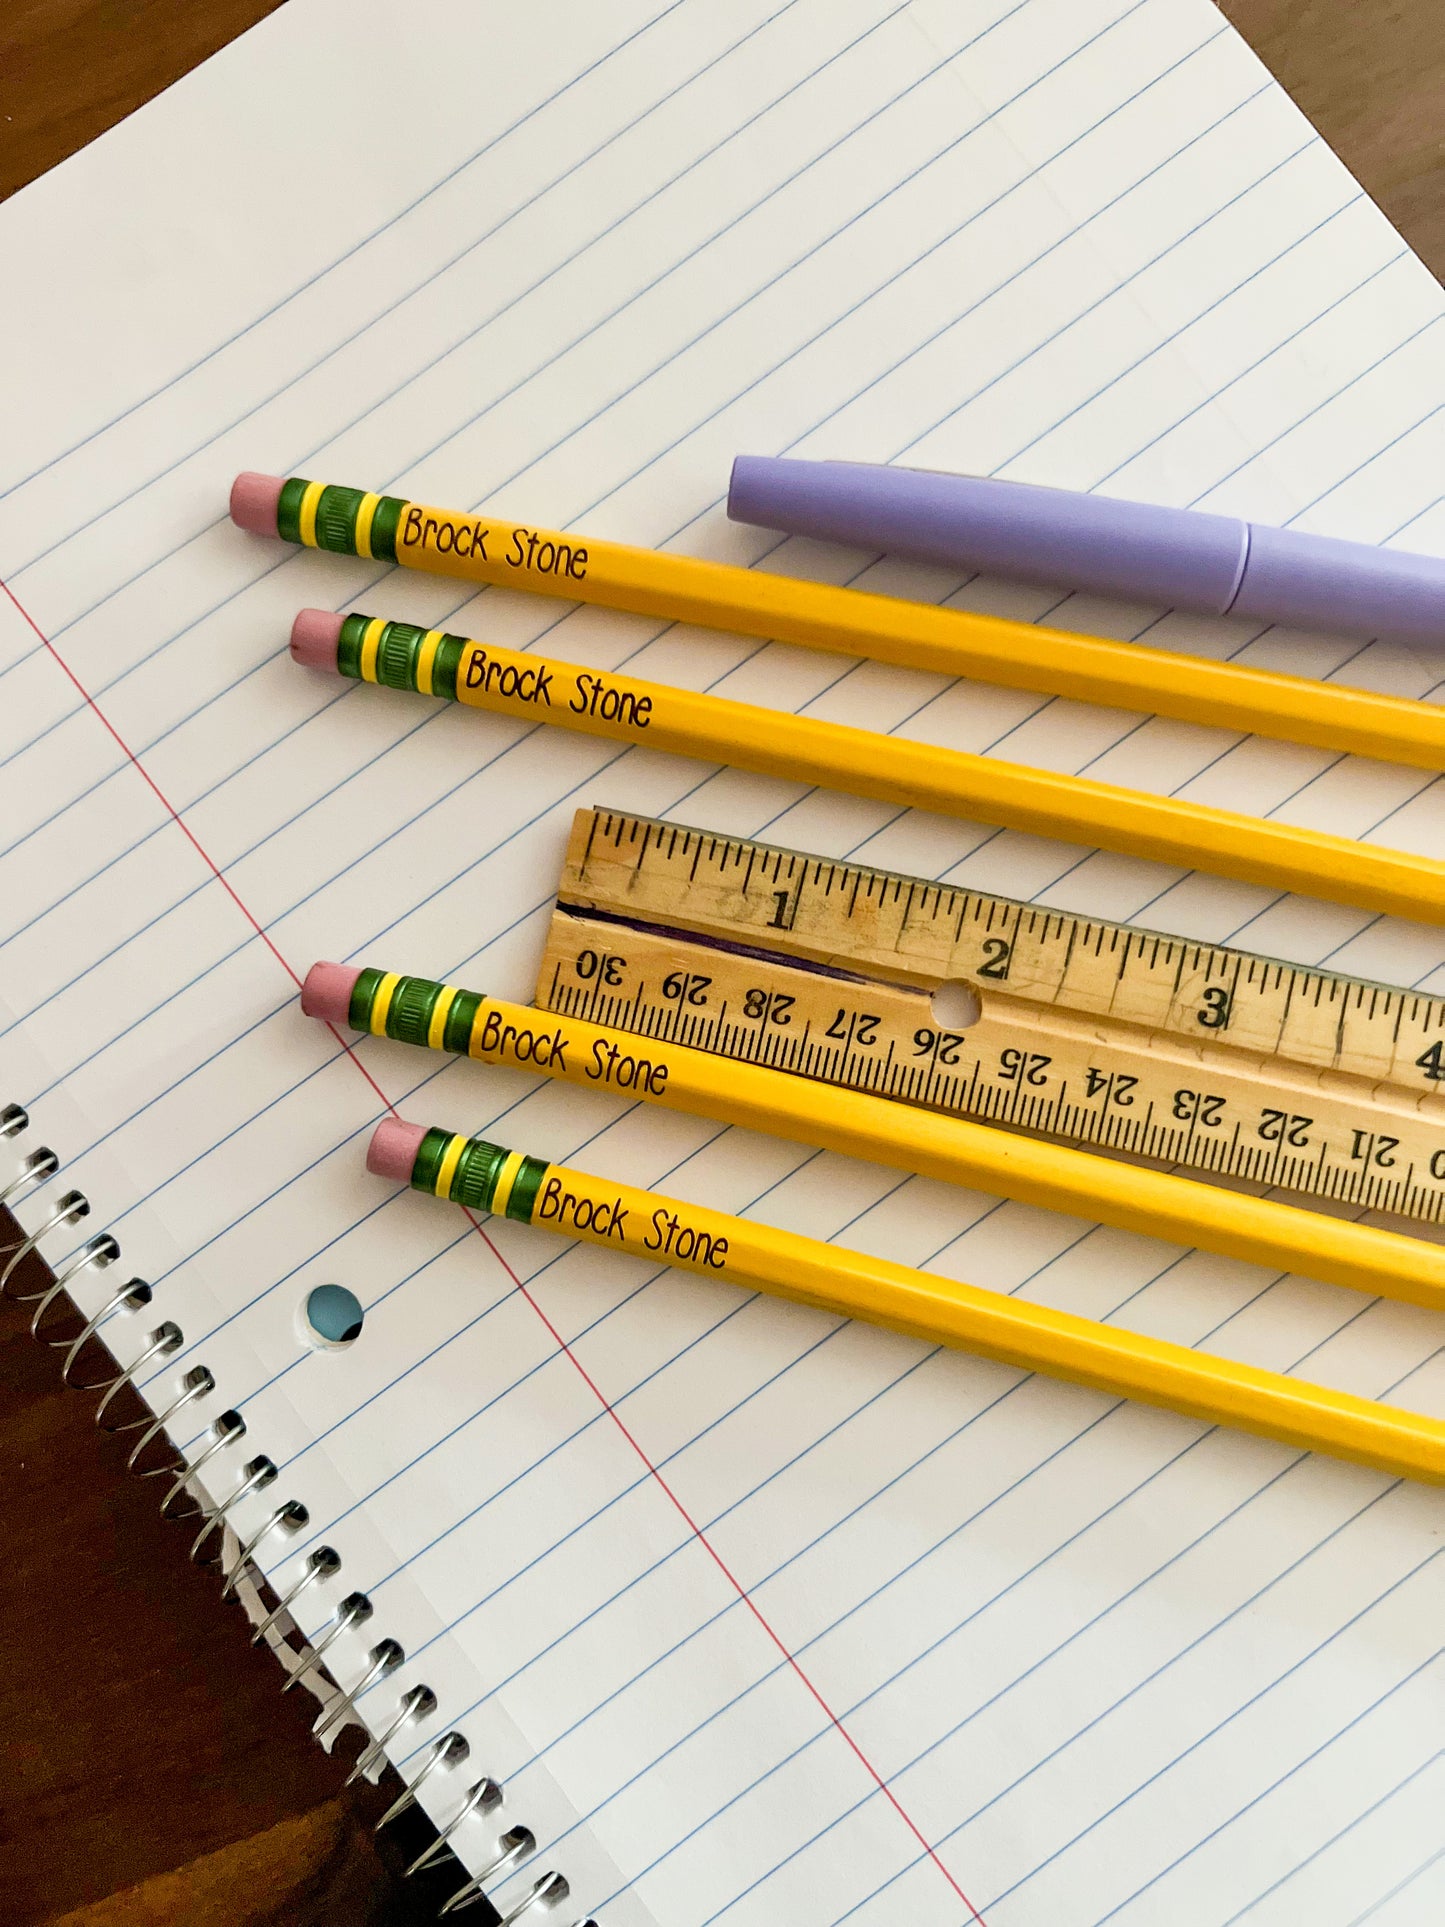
left=7, top=577, right=986, bottom=1925
left=3, top=580, right=303, bottom=991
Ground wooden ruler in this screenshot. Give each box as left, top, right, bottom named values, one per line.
left=535, top=808, right=1445, bottom=1224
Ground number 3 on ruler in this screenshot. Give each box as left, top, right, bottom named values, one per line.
left=1197, top=986, right=1232, bottom=1029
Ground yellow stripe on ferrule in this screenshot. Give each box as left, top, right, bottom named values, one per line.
left=427, top=984, right=458, bottom=1051
left=415, top=629, right=446, bottom=696
left=369, top=971, right=402, bottom=1037
left=359, top=617, right=387, bottom=683
left=297, top=479, right=326, bottom=548
left=354, top=492, right=380, bottom=560
left=433, top=1131, right=467, bottom=1201
left=489, top=1149, right=529, bottom=1219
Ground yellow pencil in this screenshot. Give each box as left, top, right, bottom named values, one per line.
left=289, top=608, right=1445, bottom=928
left=302, top=962, right=1445, bottom=1315
left=232, top=470, right=1445, bottom=773
left=369, top=1115, right=1445, bottom=1484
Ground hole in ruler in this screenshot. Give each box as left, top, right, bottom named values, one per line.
left=303, top=1284, right=364, bottom=1349
left=929, top=981, right=981, bottom=1030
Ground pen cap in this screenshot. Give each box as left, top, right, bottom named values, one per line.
left=728, top=456, right=1248, bottom=612
left=1231, top=522, right=1445, bottom=644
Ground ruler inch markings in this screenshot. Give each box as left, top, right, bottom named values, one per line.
left=547, top=809, right=1445, bottom=1220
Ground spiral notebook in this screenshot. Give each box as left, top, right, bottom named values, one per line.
left=2, top=0, right=1443, bottom=1920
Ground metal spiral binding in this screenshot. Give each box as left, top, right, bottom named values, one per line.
left=281, top=1587, right=373, bottom=1689
left=252, top=1544, right=341, bottom=1643
left=1, top=1104, right=598, bottom=1923
left=27, top=1233, right=120, bottom=1340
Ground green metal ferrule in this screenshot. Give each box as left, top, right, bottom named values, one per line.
left=444, top=989, right=482, bottom=1053
left=347, top=969, right=481, bottom=1056
left=455, top=1137, right=550, bottom=1218
left=386, top=973, right=443, bottom=1046
left=376, top=621, right=427, bottom=692
left=409, top=1130, right=551, bottom=1220
left=336, top=617, right=469, bottom=700
left=348, top=966, right=389, bottom=1031
left=432, top=634, right=468, bottom=700
left=505, top=1154, right=549, bottom=1223
left=337, top=613, right=370, bottom=679
left=276, top=476, right=313, bottom=545
left=314, top=485, right=367, bottom=555
left=369, top=495, right=404, bottom=562
left=409, top=1126, right=457, bottom=1196
left=450, top=1135, right=510, bottom=1211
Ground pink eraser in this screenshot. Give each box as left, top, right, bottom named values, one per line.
left=301, top=960, right=362, bottom=1024
left=368, top=1117, right=429, bottom=1182
left=291, top=608, right=345, bottom=670
left=229, top=472, right=285, bottom=536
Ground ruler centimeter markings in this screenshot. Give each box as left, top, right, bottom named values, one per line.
left=537, top=809, right=1445, bottom=1223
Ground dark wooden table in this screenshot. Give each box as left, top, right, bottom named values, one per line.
left=1, top=4, right=1440, bottom=1922
left=1, top=1243, right=439, bottom=1927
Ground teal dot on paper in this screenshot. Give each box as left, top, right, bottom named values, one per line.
left=304, top=1283, right=364, bottom=1347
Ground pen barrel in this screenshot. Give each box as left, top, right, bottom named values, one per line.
left=728, top=456, right=1249, bottom=611
left=336, top=614, right=1445, bottom=927
left=411, top=1130, right=1445, bottom=1484
left=334, top=967, right=1445, bottom=1316
left=728, top=457, right=1445, bottom=649
left=274, top=476, right=1445, bottom=773
left=1226, top=522, right=1445, bottom=642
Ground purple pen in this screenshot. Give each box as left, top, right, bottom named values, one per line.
left=727, top=455, right=1445, bottom=644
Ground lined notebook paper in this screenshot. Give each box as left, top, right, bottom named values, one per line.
left=2, top=1, right=1443, bottom=1920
